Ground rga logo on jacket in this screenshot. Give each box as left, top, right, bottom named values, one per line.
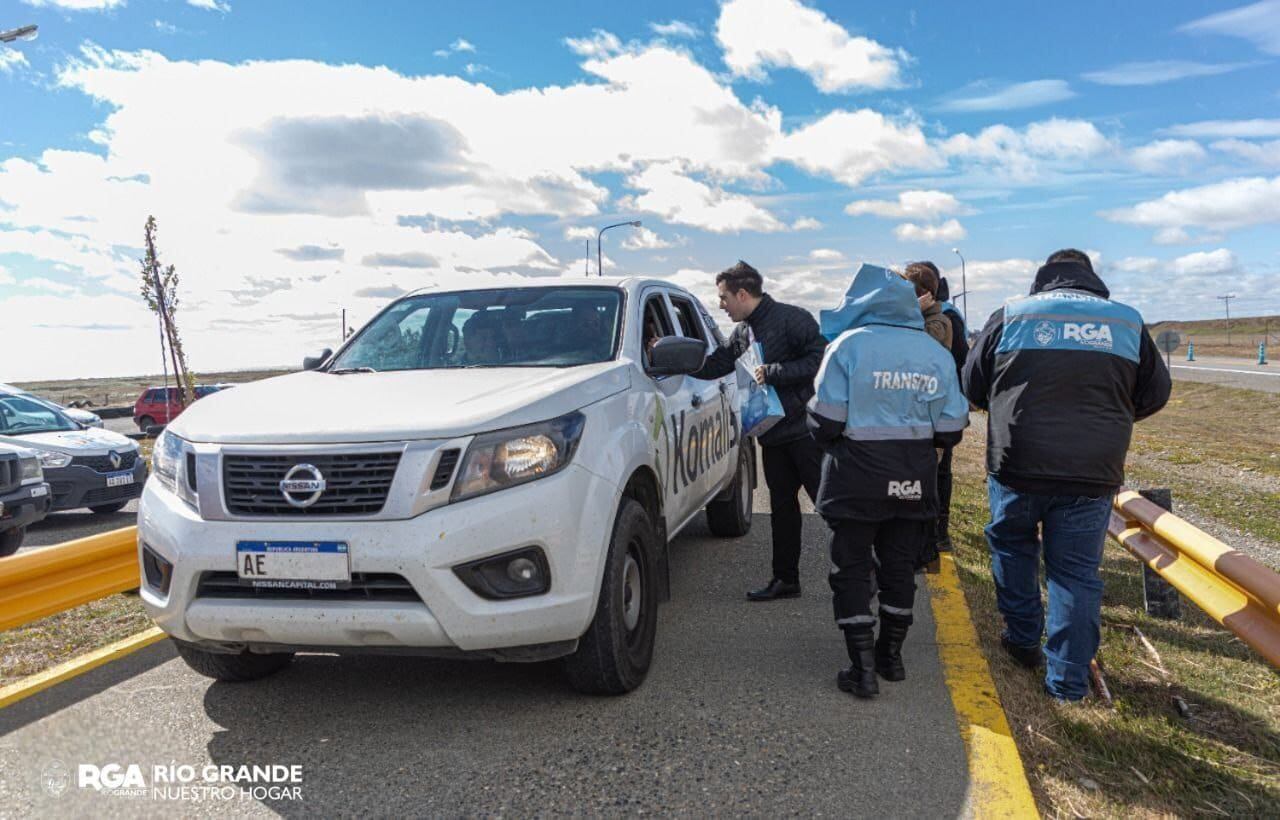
left=887, top=480, right=922, bottom=500
left=1033, top=321, right=1056, bottom=346
left=1063, top=322, right=1113, bottom=350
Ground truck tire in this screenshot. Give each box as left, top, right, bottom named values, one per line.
left=705, top=442, right=753, bottom=537
left=137, top=415, right=155, bottom=432
left=173, top=639, right=294, bottom=682
left=89, top=502, right=129, bottom=515
left=0, top=527, right=24, bottom=557
left=565, top=499, right=659, bottom=695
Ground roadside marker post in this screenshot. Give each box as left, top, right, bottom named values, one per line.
left=1186, top=340, right=1195, bottom=361
left=1260, top=342, right=1268, bottom=366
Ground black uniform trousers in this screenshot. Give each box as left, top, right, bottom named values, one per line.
left=828, top=517, right=927, bottom=630
left=759, top=434, right=823, bottom=585
left=936, top=445, right=954, bottom=541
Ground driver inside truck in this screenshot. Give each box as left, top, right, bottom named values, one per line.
left=462, top=310, right=506, bottom=365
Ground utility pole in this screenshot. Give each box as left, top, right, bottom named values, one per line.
left=1217, top=293, right=1236, bottom=346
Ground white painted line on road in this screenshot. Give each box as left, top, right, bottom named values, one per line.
left=1171, top=365, right=1279, bottom=378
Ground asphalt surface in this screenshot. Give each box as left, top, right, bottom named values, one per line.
left=1168, top=354, right=1280, bottom=394
left=0, top=482, right=970, bottom=817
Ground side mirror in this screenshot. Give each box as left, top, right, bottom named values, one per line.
left=646, top=336, right=706, bottom=376
left=302, top=348, right=333, bottom=371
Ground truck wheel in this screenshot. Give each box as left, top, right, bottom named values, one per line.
left=173, top=639, right=294, bottom=682
left=565, top=499, right=659, bottom=695
left=0, top=528, right=24, bottom=557
left=137, top=415, right=155, bottom=432
left=705, top=443, right=753, bottom=537
left=89, top=502, right=128, bottom=515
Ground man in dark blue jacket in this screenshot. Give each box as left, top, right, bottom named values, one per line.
left=963, top=249, right=1171, bottom=701
left=808, top=265, right=968, bottom=698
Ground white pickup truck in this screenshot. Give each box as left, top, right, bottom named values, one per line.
left=138, top=277, right=755, bottom=693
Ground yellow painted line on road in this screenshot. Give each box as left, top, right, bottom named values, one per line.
left=0, top=626, right=166, bottom=710
left=928, top=554, right=1039, bottom=819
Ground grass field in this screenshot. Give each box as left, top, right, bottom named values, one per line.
left=1149, top=314, right=1279, bottom=360
left=950, top=380, right=1280, bottom=817
left=11, top=367, right=293, bottom=408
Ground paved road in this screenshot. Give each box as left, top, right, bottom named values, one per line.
left=102, top=415, right=139, bottom=437
left=0, top=485, right=970, bottom=816
left=1168, top=355, right=1280, bottom=394
left=22, top=504, right=139, bottom=550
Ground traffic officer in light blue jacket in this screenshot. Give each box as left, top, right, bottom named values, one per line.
left=808, top=265, right=969, bottom=698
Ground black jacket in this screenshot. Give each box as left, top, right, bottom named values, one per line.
left=694, top=294, right=826, bottom=447
left=962, top=261, right=1171, bottom=496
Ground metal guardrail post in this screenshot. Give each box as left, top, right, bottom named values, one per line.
left=1138, top=488, right=1181, bottom=619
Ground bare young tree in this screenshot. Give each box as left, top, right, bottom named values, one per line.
left=139, top=216, right=194, bottom=408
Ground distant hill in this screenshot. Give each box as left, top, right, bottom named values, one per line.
left=1148, top=314, right=1278, bottom=359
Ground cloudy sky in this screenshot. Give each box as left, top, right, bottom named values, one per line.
left=2, top=0, right=1279, bottom=380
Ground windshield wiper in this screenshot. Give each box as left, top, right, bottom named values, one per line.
left=328, top=367, right=378, bottom=375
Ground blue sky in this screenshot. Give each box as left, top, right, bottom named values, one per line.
left=1, top=0, right=1279, bottom=379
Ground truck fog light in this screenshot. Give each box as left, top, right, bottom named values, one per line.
left=454, top=547, right=550, bottom=600
left=141, top=543, right=173, bottom=596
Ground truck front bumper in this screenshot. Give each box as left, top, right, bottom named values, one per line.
left=0, top=483, right=52, bottom=531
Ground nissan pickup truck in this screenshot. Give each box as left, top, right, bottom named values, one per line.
left=138, top=277, right=755, bottom=693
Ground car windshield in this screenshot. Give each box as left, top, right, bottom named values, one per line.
left=331, top=286, right=623, bottom=371
left=0, top=394, right=79, bottom=435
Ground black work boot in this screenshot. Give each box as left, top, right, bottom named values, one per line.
left=936, top=513, right=953, bottom=553
left=875, top=613, right=912, bottom=682
left=746, top=578, right=801, bottom=601
left=837, top=628, right=879, bottom=698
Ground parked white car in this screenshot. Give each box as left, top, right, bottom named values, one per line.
left=138, top=277, right=755, bottom=693
left=0, top=383, right=103, bottom=428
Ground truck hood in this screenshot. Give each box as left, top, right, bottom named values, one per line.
left=169, top=363, right=633, bottom=444
left=0, top=426, right=138, bottom=455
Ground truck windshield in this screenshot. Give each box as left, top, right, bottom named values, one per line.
left=331, top=287, right=623, bottom=371
left=0, top=394, right=79, bottom=435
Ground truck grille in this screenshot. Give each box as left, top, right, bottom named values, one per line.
left=222, top=452, right=401, bottom=516
left=0, top=460, right=16, bottom=495
left=196, top=571, right=421, bottom=602
left=72, top=452, right=139, bottom=473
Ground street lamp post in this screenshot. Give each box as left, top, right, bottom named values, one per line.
left=951, top=247, right=968, bottom=325
left=0, top=24, right=38, bottom=44
left=597, top=220, right=641, bottom=277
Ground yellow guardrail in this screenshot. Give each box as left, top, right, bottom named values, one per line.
left=0, top=526, right=139, bottom=632
left=1108, top=490, right=1280, bottom=668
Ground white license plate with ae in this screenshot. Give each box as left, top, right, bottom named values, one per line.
left=105, top=472, right=135, bottom=488
left=30, top=485, right=48, bottom=497
left=236, top=541, right=351, bottom=590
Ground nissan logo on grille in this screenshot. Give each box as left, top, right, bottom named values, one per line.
left=279, top=463, right=326, bottom=508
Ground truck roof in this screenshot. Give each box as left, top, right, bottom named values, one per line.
left=401, top=275, right=692, bottom=300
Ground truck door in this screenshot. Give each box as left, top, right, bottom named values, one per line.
left=664, top=290, right=739, bottom=515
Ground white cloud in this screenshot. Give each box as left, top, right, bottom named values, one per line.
left=1180, top=1, right=1280, bottom=56
left=894, top=219, right=966, bottom=243
left=716, top=0, right=908, bottom=92
left=1114, top=256, right=1158, bottom=274
left=1082, top=60, right=1258, bottom=86
left=563, top=226, right=596, bottom=241
left=628, top=162, right=786, bottom=233
left=20, top=0, right=123, bottom=9
left=1103, top=175, right=1280, bottom=239
left=1211, top=138, right=1280, bottom=166
left=845, top=189, right=965, bottom=220
left=1128, top=139, right=1206, bottom=173
left=564, top=30, right=623, bottom=58
left=791, top=217, right=822, bottom=230
left=186, top=0, right=230, bottom=10
left=0, top=265, right=14, bottom=285
left=0, top=50, right=28, bottom=74
left=1169, top=248, right=1239, bottom=276
left=153, top=20, right=178, bottom=34
left=938, top=79, right=1074, bottom=112
left=808, top=248, right=844, bottom=262
left=774, top=109, right=939, bottom=185
left=1164, top=119, right=1280, bottom=138
left=942, top=118, right=1112, bottom=180
left=620, top=226, right=675, bottom=250
left=20, top=277, right=78, bottom=294
left=649, top=20, right=700, bottom=39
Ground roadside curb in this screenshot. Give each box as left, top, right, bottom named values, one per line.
left=927, top=553, right=1039, bottom=818
left=0, top=627, right=166, bottom=710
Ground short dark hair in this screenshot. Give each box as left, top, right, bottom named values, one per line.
left=903, top=261, right=940, bottom=297
left=1046, top=248, right=1093, bottom=271
left=716, top=260, right=763, bottom=297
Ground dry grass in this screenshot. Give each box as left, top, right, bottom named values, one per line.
left=1149, top=315, right=1279, bottom=360
left=12, top=367, right=293, bottom=409
left=0, top=594, right=150, bottom=688
left=949, top=384, right=1280, bottom=818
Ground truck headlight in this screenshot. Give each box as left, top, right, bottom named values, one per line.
left=152, top=430, right=198, bottom=509
left=451, top=412, right=585, bottom=503
left=36, top=451, right=71, bottom=469
left=18, top=456, right=43, bottom=483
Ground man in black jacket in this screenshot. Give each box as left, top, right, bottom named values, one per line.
left=695, top=261, right=827, bottom=601
left=963, top=249, right=1171, bottom=701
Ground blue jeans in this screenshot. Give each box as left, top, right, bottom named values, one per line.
left=985, top=476, right=1114, bottom=701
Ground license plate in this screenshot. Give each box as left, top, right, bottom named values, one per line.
left=105, top=472, right=135, bottom=488
left=236, top=541, right=350, bottom=590
left=30, top=485, right=48, bottom=498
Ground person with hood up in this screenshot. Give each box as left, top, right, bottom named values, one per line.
left=963, top=249, right=1171, bottom=702
left=808, top=265, right=969, bottom=698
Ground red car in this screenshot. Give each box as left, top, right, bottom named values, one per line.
left=133, top=384, right=231, bottom=430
